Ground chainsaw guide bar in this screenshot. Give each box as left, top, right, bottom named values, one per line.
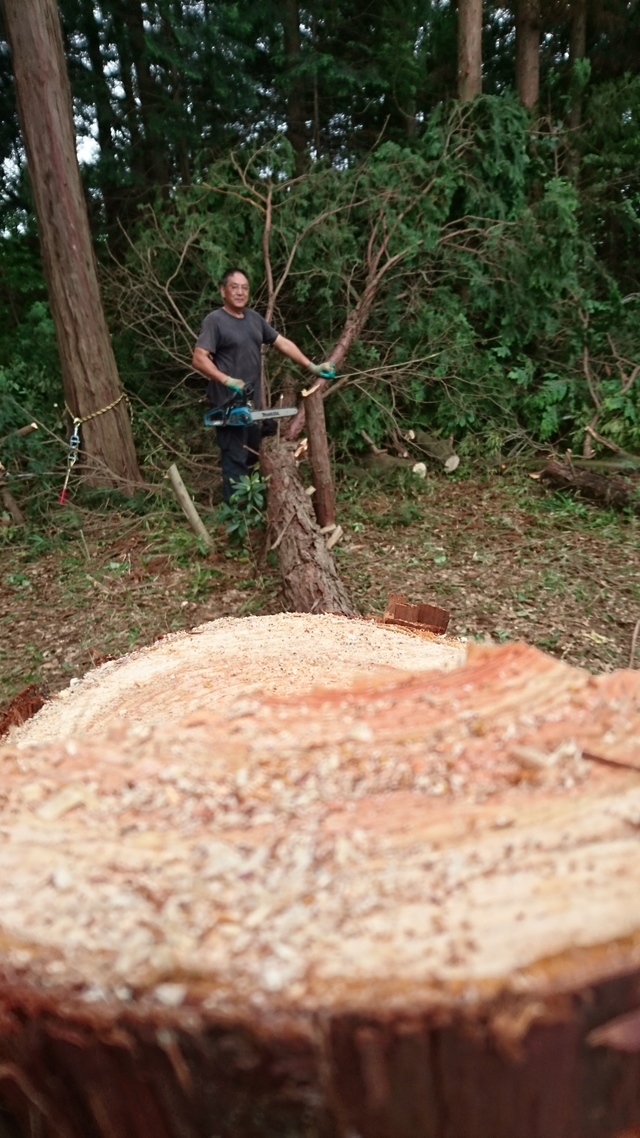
left=203, top=403, right=297, bottom=429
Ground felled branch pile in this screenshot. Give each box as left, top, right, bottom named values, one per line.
left=2, top=637, right=640, bottom=1136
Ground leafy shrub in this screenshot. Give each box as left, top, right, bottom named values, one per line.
left=216, top=471, right=268, bottom=545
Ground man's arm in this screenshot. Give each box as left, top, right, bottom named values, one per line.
left=191, top=347, right=244, bottom=392
left=272, top=335, right=312, bottom=370
left=272, top=335, right=335, bottom=378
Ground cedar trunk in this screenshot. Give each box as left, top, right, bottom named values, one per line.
left=304, top=388, right=335, bottom=527
left=260, top=438, right=356, bottom=615
left=283, top=0, right=307, bottom=176
left=515, top=0, right=542, bottom=110
left=568, top=0, right=588, bottom=132
left=3, top=0, right=140, bottom=491
left=457, top=0, right=483, bottom=102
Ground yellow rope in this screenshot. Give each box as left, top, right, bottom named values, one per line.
left=59, top=392, right=132, bottom=503
left=64, top=390, right=131, bottom=425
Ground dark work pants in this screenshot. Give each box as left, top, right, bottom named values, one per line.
left=216, top=423, right=262, bottom=503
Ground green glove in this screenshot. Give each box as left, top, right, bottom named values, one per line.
left=308, top=361, right=336, bottom=380
left=225, top=376, right=245, bottom=395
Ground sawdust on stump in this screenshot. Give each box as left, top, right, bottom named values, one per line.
left=11, top=611, right=464, bottom=743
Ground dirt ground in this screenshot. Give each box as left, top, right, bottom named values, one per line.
left=1, top=466, right=639, bottom=717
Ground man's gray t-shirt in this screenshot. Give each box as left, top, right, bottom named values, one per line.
left=195, top=307, right=278, bottom=410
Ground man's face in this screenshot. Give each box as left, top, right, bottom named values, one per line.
left=220, top=273, right=250, bottom=310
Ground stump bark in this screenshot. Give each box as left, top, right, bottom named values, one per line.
left=260, top=438, right=356, bottom=615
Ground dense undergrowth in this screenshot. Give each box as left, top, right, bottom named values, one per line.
left=2, top=86, right=640, bottom=481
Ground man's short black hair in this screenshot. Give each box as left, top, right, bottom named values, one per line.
left=220, top=267, right=250, bottom=287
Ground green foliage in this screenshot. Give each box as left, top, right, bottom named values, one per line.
left=216, top=471, right=268, bottom=545
left=0, top=227, right=62, bottom=470
left=0, top=245, right=64, bottom=483
left=104, top=92, right=639, bottom=458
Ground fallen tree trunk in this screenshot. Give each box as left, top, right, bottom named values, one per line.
left=360, top=451, right=413, bottom=474
left=260, top=438, right=357, bottom=615
left=2, top=640, right=640, bottom=1136
left=495, top=453, right=640, bottom=473
left=538, top=458, right=640, bottom=513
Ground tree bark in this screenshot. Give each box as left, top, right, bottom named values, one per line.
left=260, top=438, right=356, bottom=615
left=457, top=0, right=483, bottom=102
left=515, top=0, right=542, bottom=110
left=304, top=387, right=335, bottom=527
left=3, top=0, right=141, bottom=490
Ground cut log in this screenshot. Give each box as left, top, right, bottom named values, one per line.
left=538, top=458, right=640, bottom=513
left=361, top=452, right=414, bottom=473
left=260, top=438, right=357, bottom=615
left=413, top=428, right=460, bottom=472
left=2, top=640, right=640, bottom=1136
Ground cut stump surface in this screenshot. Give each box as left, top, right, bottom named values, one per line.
left=1, top=633, right=640, bottom=1137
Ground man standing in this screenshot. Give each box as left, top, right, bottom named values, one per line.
left=192, top=267, right=333, bottom=502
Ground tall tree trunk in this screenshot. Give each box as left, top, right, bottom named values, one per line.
left=110, top=7, right=147, bottom=195
left=3, top=0, right=141, bottom=490
left=568, top=0, right=587, bottom=131
left=282, top=0, right=307, bottom=175
left=515, top=0, right=541, bottom=110
left=457, top=0, right=483, bottom=101
left=79, top=0, right=121, bottom=232
left=311, top=12, right=321, bottom=157
left=122, top=0, right=170, bottom=189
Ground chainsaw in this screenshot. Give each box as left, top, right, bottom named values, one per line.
left=203, top=394, right=297, bottom=429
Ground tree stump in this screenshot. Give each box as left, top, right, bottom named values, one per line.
left=2, top=638, right=640, bottom=1136
left=260, top=438, right=357, bottom=616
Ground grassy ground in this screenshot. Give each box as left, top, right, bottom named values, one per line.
left=1, top=463, right=639, bottom=713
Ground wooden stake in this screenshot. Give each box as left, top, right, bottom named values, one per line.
left=167, top=464, right=213, bottom=549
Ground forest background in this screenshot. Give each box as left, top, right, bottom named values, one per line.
left=1, top=0, right=639, bottom=459
left=0, top=0, right=639, bottom=704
